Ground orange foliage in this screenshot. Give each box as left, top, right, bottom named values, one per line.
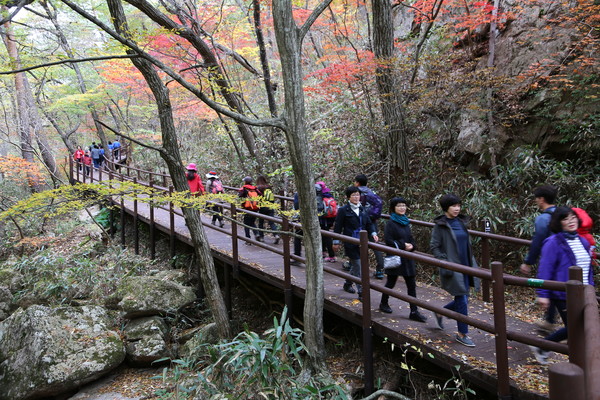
left=0, top=155, right=45, bottom=187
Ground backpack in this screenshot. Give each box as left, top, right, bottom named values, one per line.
left=243, top=187, right=260, bottom=211
left=210, top=179, right=224, bottom=194
left=263, top=188, right=275, bottom=202
left=358, top=187, right=383, bottom=220
left=322, top=196, right=337, bottom=218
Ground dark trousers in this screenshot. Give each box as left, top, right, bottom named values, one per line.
left=210, top=204, right=223, bottom=224
left=258, top=207, right=278, bottom=237
left=381, top=275, right=418, bottom=312
left=545, top=299, right=568, bottom=343
left=320, top=219, right=335, bottom=257
left=243, top=214, right=258, bottom=239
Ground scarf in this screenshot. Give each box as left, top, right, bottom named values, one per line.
left=391, top=212, right=410, bottom=226
left=562, top=231, right=579, bottom=240
left=349, top=202, right=361, bottom=216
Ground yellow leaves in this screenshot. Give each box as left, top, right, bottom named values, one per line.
left=0, top=155, right=46, bottom=187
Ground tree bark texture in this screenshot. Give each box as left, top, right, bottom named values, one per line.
left=272, top=0, right=327, bottom=375
left=372, top=0, right=409, bottom=173
left=107, top=0, right=232, bottom=339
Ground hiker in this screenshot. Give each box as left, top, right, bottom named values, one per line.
left=186, top=163, right=205, bottom=196
left=91, top=145, right=101, bottom=169
left=205, top=171, right=225, bottom=228
left=430, top=193, right=478, bottom=347
left=83, top=151, right=92, bottom=176
left=332, top=186, right=378, bottom=301
left=112, top=138, right=121, bottom=160
left=529, top=206, right=594, bottom=365
left=316, top=181, right=337, bottom=262
left=256, top=175, right=279, bottom=244
left=73, top=146, right=84, bottom=170
left=379, top=197, right=427, bottom=322
left=354, top=174, right=385, bottom=279
left=520, top=185, right=558, bottom=332
left=239, top=176, right=261, bottom=244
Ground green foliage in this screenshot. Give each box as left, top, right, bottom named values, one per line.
left=157, top=308, right=349, bottom=399
left=427, top=366, right=476, bottom=400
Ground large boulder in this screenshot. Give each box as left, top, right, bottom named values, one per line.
left=0, top=287, right=11, bottom=321
left=117, top=275, right=196, bottom=318
left=178, top=323, right=220, bottom=361
left=124, top=316, right=173, bottom=366
left=0, top=305, right=125, bottom=400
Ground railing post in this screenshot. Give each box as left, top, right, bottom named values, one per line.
left=230, top=202, right=239, bottom=279
left=169, top=186, right=176, bottom=260
left=481, top=233, right=491, bottom=302
left=98, top=162, right=103, bottom=182
left=491, top=261, right=511, bottom=399
left=567, top=267, right=585, bottom=368
left=68, top=156, right=73, bottom=183
left=149, top=180, right=155, bottom=260
left=583, top=285, right=600, bottom=400
left=549, top=363, right=584, bottom=400
left=133, top=177, right=139, bottom=255
left=108, top=170, right=114, bottom=237
left=359, top=230, right=373, bottom=396
left=282, top=216, right=293, bottom=314
left=120, top=172, right=126, bottom=248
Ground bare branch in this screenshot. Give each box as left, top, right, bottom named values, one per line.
left=0, top=0, right=33, bottom=25
left=299, top=0, right=334, bottom=40
left=93, top=119, right=167, bottom=157
left=0, top=54, right=140, bottom=75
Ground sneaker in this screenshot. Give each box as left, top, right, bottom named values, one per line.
left=456, top=334, right=475, bottom=347
left=379, top=303, right=393, bottom=313
left=325, top=257, right=337, bottom=263
left=343, top=283, right=356, bottom=294
left=529, top=346, right=549, bottom=365
left=342, top=261, right=351, bottom=271
left=375, top=270, right=385, bottom=279
left=409, top=311, right=428, bottom=323
left=433, top=313, right=444, bottom=330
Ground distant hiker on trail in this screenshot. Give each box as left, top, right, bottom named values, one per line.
left=529, top=206, right=594, bottom=365
left=112, top=139, right=121, bottom=160
left=256, top=175, right=280, bottom=244
left=354, top=174, right=385, bottom=279
left=186, top=163, right=205, bottom=196
left=98, top=146, right=105, bottom=169
left=239, top=176, right=261, bottom=244
left=83, top=151, right=92, bottom=176
left=91, top=145, right=101, bottom=169
left=332, top=186, right=378, bottom=302
left=379, top=197, right=427, bottom=323
left=316, top=181, right=337, bottom=262
left=520, top=185, right=558, bottom=333
left=430, top=193, right=479, bottom=347
left=73, top=146, right=84, bottom=170
left=205, top=170, right=225, bottom=228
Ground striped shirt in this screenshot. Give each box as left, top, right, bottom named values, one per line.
left=567, top=237, right=591, bottom=283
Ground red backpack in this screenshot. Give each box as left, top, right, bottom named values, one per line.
left=211, top=179, right=224, bottom=194
left=243, top=186, right=260, bottom=211
left=322, top=196, right=337, bottom=218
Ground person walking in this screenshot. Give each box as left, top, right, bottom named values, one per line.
left=529, top=206, right=594, bottom=364
left=354, top=174, right=385, bottom=279
left=332, top=186, right=378, bottom=301
left=256, top=175, right=280, bottom=244
left=430, top=193, right=478, bottom=347
left=91, top=145, right=101, bottom=169
left=520, top=185, right=558, bottom=332
left=73, top=146, right=84, bottom=171
left=205, top=170, right=225, bottom=227
left=379, top=197, right=427, bottom=322
left=83, top=151, right=92, bottom=176
left=112, top=138, right=121, bottom=160
left=239, top=176, right=261, bottom=244
left=317, top=181, right=337, bottom=262
left=186, top=163, right=205, bottom=196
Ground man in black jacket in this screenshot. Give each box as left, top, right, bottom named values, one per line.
left=332, top=186, right=378, bottom=300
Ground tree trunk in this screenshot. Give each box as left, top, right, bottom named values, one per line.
left=372, top=0, right=408, bottom=173
left=107, top=0, right=232, bottom=339
left=272, top=0, right=328, bottom=377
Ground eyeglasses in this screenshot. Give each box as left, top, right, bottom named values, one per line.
left=349, top=193, right=361, bottom=197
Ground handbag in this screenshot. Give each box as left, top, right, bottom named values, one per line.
left=383, top=242, right=402, bottom=270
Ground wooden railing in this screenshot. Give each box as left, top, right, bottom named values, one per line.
left=68, top=157, right=599, bottom=400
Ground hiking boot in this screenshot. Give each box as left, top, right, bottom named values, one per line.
left=219, top=221, right=225, bottom=228
left=433, top=312, right=444, bottom=330
left=456, top=334, right=475, bottom=347
left=342, top=261, right=351, bottom=271
left=375, top=270, right=385, bottom=279
left=379, top=303, right=393, bottom=313
left=409, top=311, right=427, bottom=323
left=529, top=346, right=549, bottom=365
left=343, top=283, right=356, bottom=294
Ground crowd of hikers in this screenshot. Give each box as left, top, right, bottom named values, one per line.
left=71, top=153, right=597, bottom=356
left=72, top=139, right=122, bottom=176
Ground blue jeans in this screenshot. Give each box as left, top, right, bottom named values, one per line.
left=444, top=294, right=469, bottom=334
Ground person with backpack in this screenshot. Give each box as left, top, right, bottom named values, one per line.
left=256, top=175, right=280, bottom=244
left=239, top=176, right=261, bottom=244
left=83, top=151, right=92, bottom=176
left=186, top=163, right=205, bottom=196
left=73, top=146, right=84, bottom=171
left=206, top=170, right=225, bottom=228
left=520, top=185, right=558, bottom=332
left=332, top=186, right=378, bottom=301
left=354, top=174, right=385, bottom=279
left=91, top=145, right=101, bottom=169
left=379, top=197, right=427, bottom=322
left=112, top=138, right=121, bottom=160
left=316, top=181, right=337, bottom=262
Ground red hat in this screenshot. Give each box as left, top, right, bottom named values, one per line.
left=186, top=163, right=197, bottom=171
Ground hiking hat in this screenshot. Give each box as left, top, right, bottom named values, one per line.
left=243, top=176, right=253, bottom=184
left=206, top=171, right=219, bottom=179
left=186, top=163, right=197, bottom=171
left=316, top=181, right=331, bottom=194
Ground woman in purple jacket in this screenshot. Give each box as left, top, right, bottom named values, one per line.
left=530, top=206, right=593, bottom=364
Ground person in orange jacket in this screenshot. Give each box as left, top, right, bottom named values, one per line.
left=185, top=163, right=205, bottom=195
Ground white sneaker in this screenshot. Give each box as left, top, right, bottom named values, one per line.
left=529, top=345, right=549, bottom=365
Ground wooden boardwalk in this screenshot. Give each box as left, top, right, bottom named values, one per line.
left=78, top=166, right=556, bottom=400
